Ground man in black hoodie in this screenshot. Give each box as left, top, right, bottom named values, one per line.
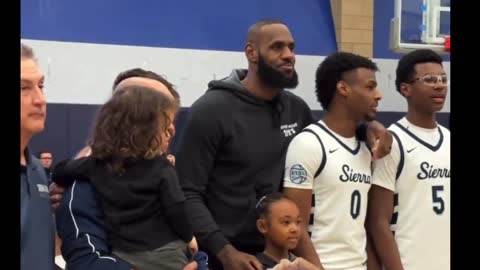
left=176, top=19, right=311, bottom=270
left=176, top=19, right=392, bottom=270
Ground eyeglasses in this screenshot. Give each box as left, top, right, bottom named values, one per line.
left=409, top=74, right=449, bottom=86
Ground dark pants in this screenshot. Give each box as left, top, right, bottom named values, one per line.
left=113, top=240, right=189, bottom=270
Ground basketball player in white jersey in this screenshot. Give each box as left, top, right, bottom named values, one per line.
left=283, top=52, right=382, bottom=270
left=366, top=49, right=450, bottom=270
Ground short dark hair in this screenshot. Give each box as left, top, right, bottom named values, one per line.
left=112, top=68, right=179, bottom=101
left=256, top=192, right=287, bottom=218
left=37, top=150, right=52, bottom=158
left=89, top=85, right=178, bottom=175
left=247, top=19, right=286, bottom=43
left=315, top=52, right=378, bottom=110
left=249, top=18, right=285, bottom=29
left=395, top=49, right=443, bottom=93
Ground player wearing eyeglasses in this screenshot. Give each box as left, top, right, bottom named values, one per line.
left=366, top=49, right=450, bottom=270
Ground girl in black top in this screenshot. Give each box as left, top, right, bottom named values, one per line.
left=56, top=85, right=195, bottom=270
left=255, top=193, right=320, bottom=270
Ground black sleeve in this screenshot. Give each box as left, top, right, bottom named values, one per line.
left=164, top=202, right=193, bottom=243
left=175, top=97, right=230, bottom=256
left=158, top=165, right=193, bottom=243
left=52, top=157, right=91, bottom=187
left=158, top=165, right=186, bottom=206
left=303, top=102, right=315, bottom=125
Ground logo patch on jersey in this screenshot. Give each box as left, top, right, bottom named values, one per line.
left=406, top=147, right=417, bottom=153
left=290, top=164, right=307, bottom=184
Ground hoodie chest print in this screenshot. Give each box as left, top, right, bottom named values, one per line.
left=280, top=122, right=298, bottom=137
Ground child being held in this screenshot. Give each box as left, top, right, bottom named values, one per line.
left=54, top=86, right=196, bottom=270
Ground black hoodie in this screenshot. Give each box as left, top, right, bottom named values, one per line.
left=175, top=69, right=313, bottom=257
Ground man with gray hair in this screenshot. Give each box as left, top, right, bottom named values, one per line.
left=21, top=42, right=55, bottom=270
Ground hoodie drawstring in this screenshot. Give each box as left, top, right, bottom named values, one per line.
left=270, top=95, right=284, bottom=128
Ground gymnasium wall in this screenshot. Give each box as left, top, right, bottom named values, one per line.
left=21, top=0, right=450, bottom=162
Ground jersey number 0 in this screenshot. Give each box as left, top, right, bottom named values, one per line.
left=350, top=190, right=361, bottom=219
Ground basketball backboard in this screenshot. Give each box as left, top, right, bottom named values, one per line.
left=390, top=0, right=450, bottom=54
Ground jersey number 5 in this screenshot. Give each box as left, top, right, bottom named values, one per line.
left=432, top=185, right=445, bottom=214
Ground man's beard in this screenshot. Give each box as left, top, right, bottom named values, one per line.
left=257, top=54, right=299, bottom=90
left=364, top=113, right=376, bottom=122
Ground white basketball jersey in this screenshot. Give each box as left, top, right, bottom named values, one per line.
left=284, top=121, right=372, bottom=270
left=374, top=118, right=450, bottom=270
